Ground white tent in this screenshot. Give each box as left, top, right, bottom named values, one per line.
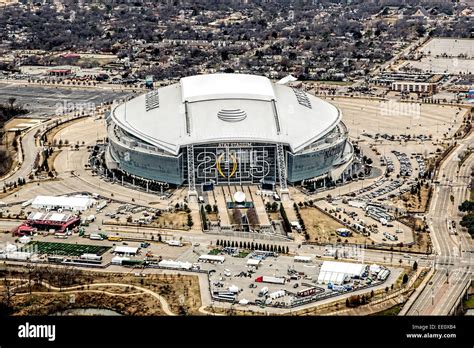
left=228, top=285, right=239, bottom=293
left=370, top=264, right=381, bottom=274
left=31, top=195, right=96, bottom=212
left=19, top=235, right=31, bottom=244
left=5, top=244, right=17, bottom=253
left=247, top=259, right=261, bottom=266
left=111, top=256, right=130, bottom=265
left=317, top=261, right=366, bottom=285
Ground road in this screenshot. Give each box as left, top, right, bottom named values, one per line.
left=405, top=133, right=473, bottom=315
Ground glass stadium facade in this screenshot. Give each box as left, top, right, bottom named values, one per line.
left=106, top=119, right=350, bottom=186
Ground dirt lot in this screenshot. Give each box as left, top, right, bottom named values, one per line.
left=154, top=211, right=189, bottom=229
left=106, top=211, right=190, bottom=230
left=268, top=212, right=280, bottom=221
left=0, top=266, right=202, bottom=316
left=299, top=207, right=371, bottom=245
left=207, top=212, right=219, bottom=222
left=392, top=186, right=432, bottom=212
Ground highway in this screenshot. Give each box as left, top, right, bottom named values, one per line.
left=405, top=133, right=473, bottom=315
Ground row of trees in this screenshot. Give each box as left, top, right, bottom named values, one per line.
left=279, top=204, right=292, bottom=233
left=293, top=202, right=307, bottom=237
left=459, top=200, right=474, bottom=237
left=215, top=239, right=289, bottom=254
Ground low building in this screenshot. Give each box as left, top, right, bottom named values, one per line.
left=391, top=81, right=437, bottom=95
left=247, top=258, right=261, bottom=267
left=13, top=211, right=80, bottom=235
left=113, top=246, right=139, bottom=255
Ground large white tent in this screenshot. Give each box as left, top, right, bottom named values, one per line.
left=31, top=195, right=96, bottom=212
left=317, top=261, right=367, bottom=285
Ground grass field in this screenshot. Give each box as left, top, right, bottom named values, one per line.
left=463, top=295, right=474, bottom=309
left=20, top=241, right=110, bottom=256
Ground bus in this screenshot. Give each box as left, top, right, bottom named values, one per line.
left=108, top=236, right=123, bottom=242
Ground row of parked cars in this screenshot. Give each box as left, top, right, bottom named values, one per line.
left=392, top=150, right=413, bottom=177
left=415, top=155, right=426, bottom=177
left=360, top=179, right=404, bottom=201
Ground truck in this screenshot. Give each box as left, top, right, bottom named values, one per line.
left=377, top=269, right=390, bottom=281
left=121, top=259, right=146, bottom=267
left=332, top=285, right=346, bottom=292
left=255, top=276, right=286, bottom=285
left=258, top=287, right=269, bottom=297
left=85, top=215, right=95, bottom=223
left=294, top=255, right=312, bottom=263
left=296, top=287, right=319, bottom=298
left=54, top=232, right=68, bottom=239
left=269, top=290, right=285, bottom=300
left=80, top=253, right=102, bottom=261
left=336, top=228, right=352, bottom=237
left=95, top=201, right=107, bottom=212
left=89, top=233, right=103, bottom=241
left=383, top=232, right=398, bottom=241
left=166, top=240, right=182, bottom=247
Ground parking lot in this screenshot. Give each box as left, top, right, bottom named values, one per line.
left=181, top=248, right=401, bottom=308
left=0, top=82, right=130, bottom=117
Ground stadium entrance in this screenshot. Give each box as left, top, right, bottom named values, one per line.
left=192, top=142, right=277, bottom=185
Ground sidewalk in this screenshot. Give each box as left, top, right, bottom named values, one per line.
left=398, top=267, right=434, bottom=316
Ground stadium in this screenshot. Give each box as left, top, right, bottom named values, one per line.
left=105, top=74, right=354, bottom=194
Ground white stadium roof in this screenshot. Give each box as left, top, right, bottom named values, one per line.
left=181, top=74, right=275, bottom=102
left=112, top=74, right=341, bottom=155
